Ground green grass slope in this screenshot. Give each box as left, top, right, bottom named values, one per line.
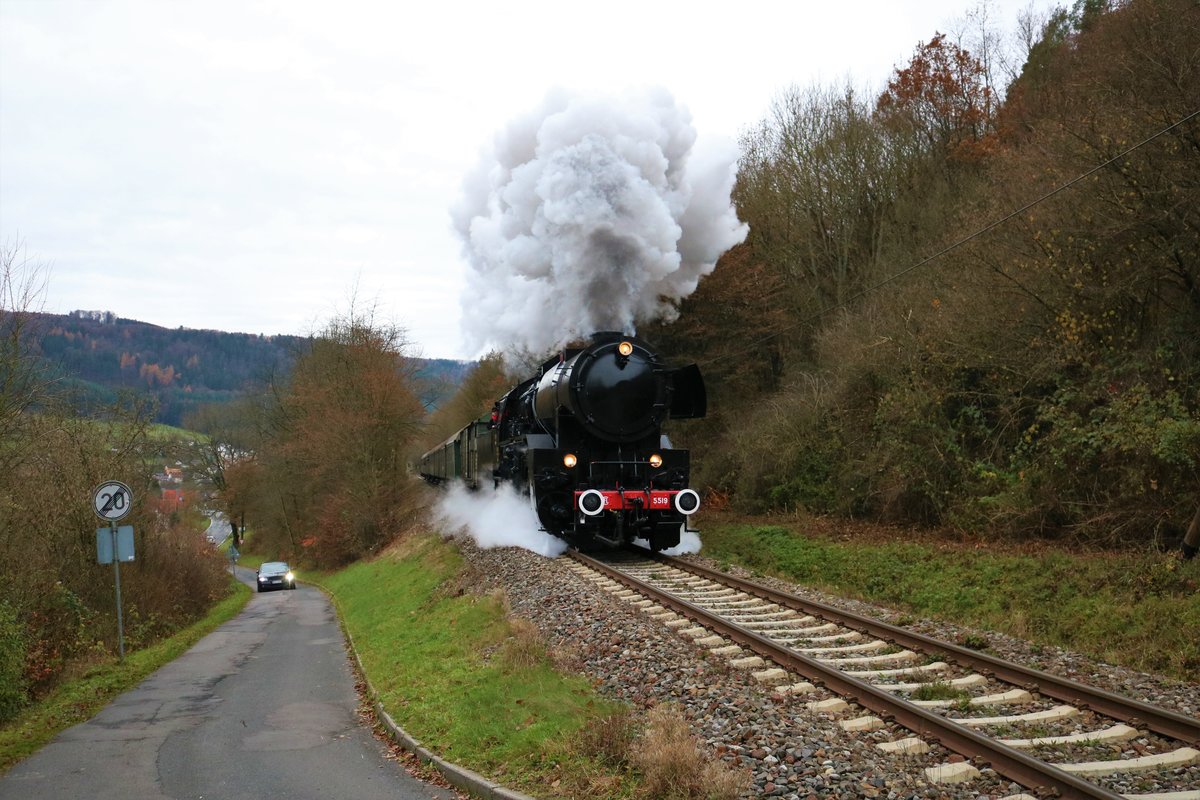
left=318, top=535, right=636, bottom=797
left=700, top=518, right=1200, bottom=681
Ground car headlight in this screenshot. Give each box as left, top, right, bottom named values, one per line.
left=285, top=572, right=294, bottom=581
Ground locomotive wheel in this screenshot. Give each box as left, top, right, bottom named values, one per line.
left=535, top=491, right=573, bottom=537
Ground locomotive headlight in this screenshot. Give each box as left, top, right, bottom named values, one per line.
left=578, top=489, right=605, bottom=516
left=617, top=340, right=634, bottom=357
left=648, top=453, right=663, bottom=468
left=563, top=453, right=578, bottom=468
left=674, top=489, right=701, bottom=515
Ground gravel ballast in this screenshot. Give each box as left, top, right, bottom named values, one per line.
left=455, top=538, right=1200, bottom=800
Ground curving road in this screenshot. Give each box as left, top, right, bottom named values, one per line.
left=0, top=568, right=456, bottom=800
left=204, top=512, right=232, bottom=545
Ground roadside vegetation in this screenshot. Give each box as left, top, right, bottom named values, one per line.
left=0, top=243, right=233, bottom=726
left=700, top=515, right=1200, bottom=681
left=202, top=305, right=428, bottom=569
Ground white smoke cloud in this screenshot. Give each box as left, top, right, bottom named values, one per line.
left=435, top=482, right=568, bottom=558
left=452, top=87, right=747, bottom=356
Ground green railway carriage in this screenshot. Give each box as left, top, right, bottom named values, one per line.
left=419, top=419, right=496, bottom=489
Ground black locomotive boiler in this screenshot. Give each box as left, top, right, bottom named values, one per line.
left=419, top=332, right=707, bottom=551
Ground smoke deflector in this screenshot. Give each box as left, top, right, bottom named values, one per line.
left=669, top=364, right=706, bottom=419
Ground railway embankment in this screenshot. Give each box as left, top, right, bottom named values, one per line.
left=694, top=514, right=1200, bottom=683
left=315, top=533, right=720, bottom=799
left=306, top=516, right=1197, bottom=799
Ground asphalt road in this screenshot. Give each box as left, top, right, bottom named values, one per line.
left=0, top=568, right=458, bottom=800
left=204, top=512, right=232, bottom=544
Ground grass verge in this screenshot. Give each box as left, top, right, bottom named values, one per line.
left=0, top=579, right=252, bottom=774
left=698, top=518, right=1200, bottom=681
left=316, top=534, right=644, bottom=798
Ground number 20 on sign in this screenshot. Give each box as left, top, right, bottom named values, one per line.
left=93, top=480, right=132, bottom=522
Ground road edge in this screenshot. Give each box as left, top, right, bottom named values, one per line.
left=318, top=583, right=537, bottom=800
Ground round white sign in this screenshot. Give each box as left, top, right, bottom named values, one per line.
left=93, top=480, right=133, bottom=522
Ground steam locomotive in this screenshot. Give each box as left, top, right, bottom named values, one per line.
left=419, top=332, right=706, bottom=551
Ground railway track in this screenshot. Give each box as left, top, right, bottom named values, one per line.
left=566, top=547, right=1200, bottom=800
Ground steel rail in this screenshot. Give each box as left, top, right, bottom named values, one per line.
left=571, top=550, right=1128, bottom=800
left=642, top=549, right=1200, bottom=746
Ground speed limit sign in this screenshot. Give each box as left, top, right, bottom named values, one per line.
left=93, top=481, right=133, bottom=522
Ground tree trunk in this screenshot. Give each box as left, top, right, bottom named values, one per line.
left=1183, top=502, right=1200, bottom=560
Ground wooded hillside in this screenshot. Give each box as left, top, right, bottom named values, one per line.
left=29, top=312, right=471, bottom=425
left=652, top=0, right=1199, bottom=547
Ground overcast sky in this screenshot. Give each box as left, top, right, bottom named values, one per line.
left=1, top=0, right=1038, bottom=360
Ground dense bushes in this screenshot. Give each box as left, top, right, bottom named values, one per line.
left=1, top=245, right=232, bottom=718
left=0, top=604, right=26, bottom=722
left=0, top=409, right=232, bottom=717
left=663, top=0, right=1199, bottom=547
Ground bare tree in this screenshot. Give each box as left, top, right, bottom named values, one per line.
left=738, top=81, right=898, bottom=317
left=0, top=240, right=50, bottom=475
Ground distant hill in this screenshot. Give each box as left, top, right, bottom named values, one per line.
left=30, top=311, right=472, bottom=426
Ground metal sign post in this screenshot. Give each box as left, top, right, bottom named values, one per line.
left=110, top=522, right=124, bottom=662
left=93, top=481, right=133, bottom=663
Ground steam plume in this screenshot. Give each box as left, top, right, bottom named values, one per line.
left=452, top=87, right=747, bottom=356
left=435, top=482, right=568, bottom=557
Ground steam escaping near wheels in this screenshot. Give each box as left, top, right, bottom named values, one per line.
left=452, top=87, right=747, bottom=358
left=633, top=527, right=702, bottom=556
left=433, top=481, right=701, bottom=558
left=435, top=482, right=568, bottom=558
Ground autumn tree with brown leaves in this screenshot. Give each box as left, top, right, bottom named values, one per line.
left=876, top=32, right=997, bottom=162
left=228, top=308, right=426, bottom=567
